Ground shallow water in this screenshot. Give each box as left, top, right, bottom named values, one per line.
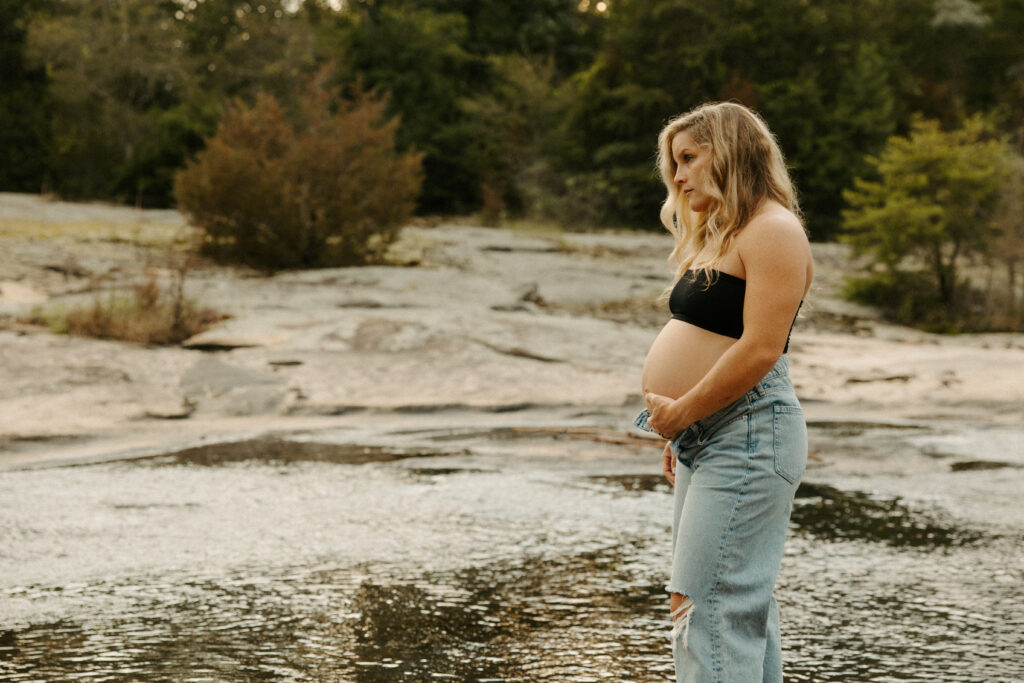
left=1, top=417, right=1022, bottom=682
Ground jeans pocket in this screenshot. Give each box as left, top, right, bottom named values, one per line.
left=772, top=405, right=807, bottom=484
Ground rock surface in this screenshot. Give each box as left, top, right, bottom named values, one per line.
left=0, top=192, right=1021, bottom=468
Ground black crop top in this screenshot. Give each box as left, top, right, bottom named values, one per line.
left=669, top=269, right=799, bottom=353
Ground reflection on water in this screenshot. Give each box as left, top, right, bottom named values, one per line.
left=791, top=482, right=985, bottom=547
left=2, top=419, right=1023, bottom=682
left=1, top=550, right=672, bottom=682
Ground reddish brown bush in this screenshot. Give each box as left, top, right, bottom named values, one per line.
left=175, top=81, right=423, bottom=269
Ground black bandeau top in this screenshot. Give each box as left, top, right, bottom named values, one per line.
left=669, top=269, right=799, bottom=353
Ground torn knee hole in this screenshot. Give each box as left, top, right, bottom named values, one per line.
left=669, top=594, right=694, bottom=650
left=670, top=594, right=693, bottom=622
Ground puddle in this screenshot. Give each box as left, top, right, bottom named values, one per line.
left=121, top=437, right=439, bottom=467
left=2, top=417, right=1022, bottom=682
left=791, top=482, right=984, bottom=547
left=3, top=537, right=1021, bottom=682
left=0, top=548, right=672, bottom=683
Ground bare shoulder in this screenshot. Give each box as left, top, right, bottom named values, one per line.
left=736, top=204, right=813, bottom=290
left=737, top=205, right=808, bottom=256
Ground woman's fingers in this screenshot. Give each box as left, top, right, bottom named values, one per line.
left=661, top=442, right=675, bottom=485
left=645, top=392, right=675, bottom=437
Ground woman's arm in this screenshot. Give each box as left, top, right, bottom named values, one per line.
left=645, top=212, right=810, bottom=437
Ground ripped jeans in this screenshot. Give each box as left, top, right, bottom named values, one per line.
left=635, top=355, right=807, bottom=683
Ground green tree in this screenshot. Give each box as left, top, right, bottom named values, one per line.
left=460, top=55, right=575, bottom=222
left=329, top=1, right=602, bottom=216
left=331, top=6, right=482, bottom=214
left=25, top=0, right=320, bottom=206
left=26, top=0, right=193, bottom=203
left=0, top=0, right=52, bottom=192
left=556, top=0, right=911, bottom=233
left=842, top=115, right=1009, bottom=328
left=400, top=0, right=602, bottom=77
left=989, top=152, right=1024, bottom=329
left=175, top=0, right=320, bottom=104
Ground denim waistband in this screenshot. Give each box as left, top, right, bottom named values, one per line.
left=635, top=354, right=791, bottom=443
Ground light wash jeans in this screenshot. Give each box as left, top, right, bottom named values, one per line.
left=636, top=354, right=807, bottom=683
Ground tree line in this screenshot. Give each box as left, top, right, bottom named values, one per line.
left=2, top=0, right=1022, bottom=328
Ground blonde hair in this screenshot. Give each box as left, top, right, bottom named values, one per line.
left=656, top=102, right=801, bottom=284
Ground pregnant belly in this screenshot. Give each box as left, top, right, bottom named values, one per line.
left=641, top=319, right=738, bottom=398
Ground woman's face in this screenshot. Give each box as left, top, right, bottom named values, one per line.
left=671, top=130, right=712, bottom=212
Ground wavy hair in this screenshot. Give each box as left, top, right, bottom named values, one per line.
left=656, top=102, right=801, bottom=285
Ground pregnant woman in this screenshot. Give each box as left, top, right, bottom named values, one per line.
left=635, top=102, right=813, bottom=682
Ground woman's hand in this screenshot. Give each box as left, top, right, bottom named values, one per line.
left=645, top=392, right=685, bottom=439
left=661, top=441, right=676, bottom=485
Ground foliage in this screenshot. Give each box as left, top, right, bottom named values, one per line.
left=6, top=0, right=1024, bottom=244
left=328, top=6, right=484, bottom=214
left=21, top=0, right=320, bottom=206
left=842, top=270, right=963, bottom=333
left=842, top=115, right=1010, bottom=329
left=24, top=0, right=192, bottom=203
left=0, top=0, right=52, bottom=192
left=986, top=152, right=1024, bottom=330
left=319, top=0, right=603, bottom=216
left=349, top=0, right=602, bottom=77
left=175, top=78, right=423, bottom=269
left=459, top=55, right=574, bottom=223
left=556, top=0, right=911, bottom=233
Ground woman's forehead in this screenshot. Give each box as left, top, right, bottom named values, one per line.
left=671, top=130, right=698, bottom=155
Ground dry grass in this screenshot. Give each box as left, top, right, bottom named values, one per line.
left=498, top=217, right=567, bottom=235
left=0, top=217, right=190, bottom=248
left=25, top=270, right=227, bottom=345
